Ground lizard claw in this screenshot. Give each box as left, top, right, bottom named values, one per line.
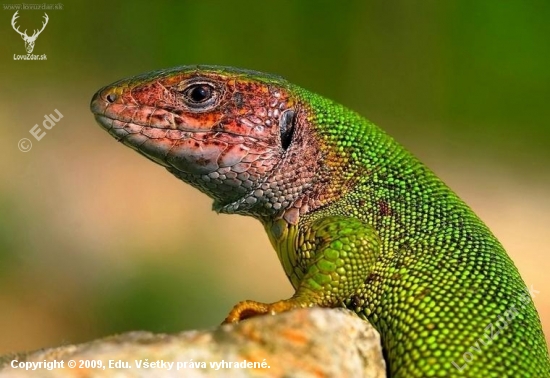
left=223, top=299, right=307, bottom=324
left=223, top=300, right=271, bottom=324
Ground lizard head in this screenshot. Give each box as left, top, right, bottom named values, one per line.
left=91, top=65, right=323, bottom=222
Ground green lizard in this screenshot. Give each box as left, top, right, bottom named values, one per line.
left=90, top=65, right=550, bottom=377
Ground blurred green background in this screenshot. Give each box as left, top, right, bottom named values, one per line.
left=1, top=0, right=549, bottom=353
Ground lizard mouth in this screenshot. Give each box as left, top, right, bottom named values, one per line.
left=91, top=87, right=260, bottom=141
left=94, top=113, right=183, bottom=168
left=93, top=113, right=201, bottom=144
left=91, top=86, right=216, bottom=138
left=91, top=90, right=268, bottom=176
left=92, top=85, right=221, bottom=170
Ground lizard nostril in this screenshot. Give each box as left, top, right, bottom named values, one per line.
left=106, top=93, right=117, bottom=103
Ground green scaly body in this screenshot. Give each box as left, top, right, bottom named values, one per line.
left=91, top=66, right=550, bottom=377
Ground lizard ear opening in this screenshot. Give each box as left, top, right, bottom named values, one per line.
left=279, top=109, right=296, bottom=151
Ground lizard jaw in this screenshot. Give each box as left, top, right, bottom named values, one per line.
left=90, top=66, right=310, bottom=218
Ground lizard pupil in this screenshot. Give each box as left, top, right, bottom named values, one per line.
left=179, top=81, right=219, bottom=110
left=106, top=93, right=117, bottom=103
left=187, top=85, right=212, bottom=103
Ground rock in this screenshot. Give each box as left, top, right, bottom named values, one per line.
left=0, top=308, right=386, bottom=377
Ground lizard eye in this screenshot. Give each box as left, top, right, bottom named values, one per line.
left=180, top=82, right=220, bottom=110
left=187, top=84, right=212, bottom=102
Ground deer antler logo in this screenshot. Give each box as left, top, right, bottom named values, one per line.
left=11, top=11, right=49, bottom=54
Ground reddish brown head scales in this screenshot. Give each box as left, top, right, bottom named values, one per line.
left=91, top=66, right=323, bottom=222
